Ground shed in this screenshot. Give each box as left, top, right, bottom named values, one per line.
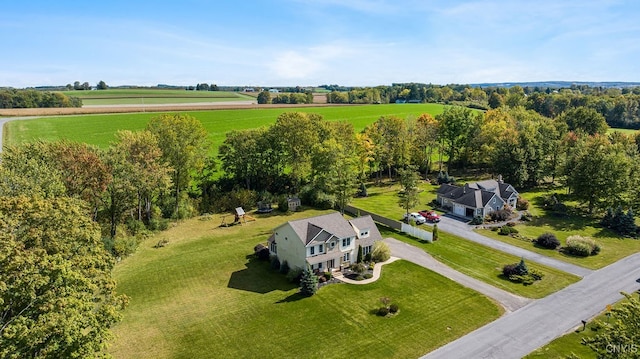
left=287, top=197, right=301, bottom=212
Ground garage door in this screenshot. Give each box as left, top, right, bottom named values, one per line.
left=453, top=204, right=465, bottom=216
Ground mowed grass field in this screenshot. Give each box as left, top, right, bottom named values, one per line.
left=110, top=209, right=502, bottom=359
left=4, top=104, right=446, bottom=155
left=352, top=181, right=441, bottom=221
left=379, top=228, right=580, bottom=299
left=61, top=89, right=253, bottom=105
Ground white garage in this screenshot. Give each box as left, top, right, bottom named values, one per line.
left=453, top=204, right=466, bottom=216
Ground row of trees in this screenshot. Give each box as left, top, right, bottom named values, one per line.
left=257, top=90, right=314, bottom=104
left=219, top=106, right=640, bottom=215
left=0, top=89, right=82, bottom=108
left=317, top=83, right=640, bottom=129
left=0, top=114, right=211, bottom=239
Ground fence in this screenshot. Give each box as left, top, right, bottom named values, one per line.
left=344, top=205, right=432, bottom=243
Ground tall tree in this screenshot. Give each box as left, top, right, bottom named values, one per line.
left=411, top=113, right=439, bottom=177
left=398, top=165, right=420, bottom=218
left=559, top=106, right=608, bottom=136
left=354, top=132, right=375, bottom=183
left=312, top=138, right=358, bottom=214
left=269, top=112, right=321, bottom=191
left=365, top=116, right=409, bottom=179
left=146, top=114, right=211, bottom=217
left=564, top=135, right=637, bottom=213
left=257, top=90, right=271, bottom=104
left=0, top=196, right=127, bottom=358
left=113, top=130, right=172, bottom=222
left=48, top=141, right=111, bottom=219
left=436, top=106, right=478, bottom=168
left=0, top=142, right=67, bottom=198
left=102, top=144, right=137, bottom=238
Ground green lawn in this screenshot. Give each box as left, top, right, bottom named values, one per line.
left=4, top=104, right=446, bottom=156
left=352, top=181, right=442, bottom=221
left=380, top=227, right=580, bottom=299
left=476, top=187, right=640, bottom=269
left=608, top=127, right=638, bottom=135
left=110, top=209, right=502, bottom=358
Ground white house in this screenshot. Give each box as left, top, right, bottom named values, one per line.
left=267, top=212, right=382, bottom=272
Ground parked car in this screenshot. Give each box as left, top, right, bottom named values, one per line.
left=418, top=210, right=441, bottom=222
left=403, top=212, right=426, bottom=224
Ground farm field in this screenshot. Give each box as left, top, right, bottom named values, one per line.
left=61, top=89, right=254, bottom=106
left=109, top=209, right=502, bottom=359
left=381, top=227, right=580, bottom=299
left=4, top=103, right=446, bottom=154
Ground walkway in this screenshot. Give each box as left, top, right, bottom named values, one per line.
left=423, top=251, right=640, bottom=359
left=336, top=256, right=400, bottom=284
left=435, top=216, right=593, bottom=277
left=385, top=238, right=533, bottom=312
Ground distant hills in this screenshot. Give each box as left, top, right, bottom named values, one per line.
left=471, top=81, right=640, bottom=89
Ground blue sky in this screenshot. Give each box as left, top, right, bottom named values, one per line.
left=2, top=0, right=639, bottom=87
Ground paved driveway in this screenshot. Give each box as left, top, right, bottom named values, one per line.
left=435, top=216, right=592, bottom=277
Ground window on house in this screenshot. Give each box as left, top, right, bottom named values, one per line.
left=330, top=241, right=335, bottom=249
left=343, top=253, right=350, bottom=262
left=270, top=243, right=277, bottom=254
left=319, top=244, right=323, bottom=253
left=342, top=238, right=351, bottom=247
left=318, top=263, right=322, bottom=269
left=310, top=246, right=315, bottom=255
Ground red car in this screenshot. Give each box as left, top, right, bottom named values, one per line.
left=418, top=210, right=441, bottom=222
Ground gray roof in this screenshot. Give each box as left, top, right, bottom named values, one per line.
left=438, top=179, right=515, bottom=209
left=286, top=212, right=355, bottom=245
left=470, top=179, right=519, bottom=202
left=348, top=215, right=383, bottom=247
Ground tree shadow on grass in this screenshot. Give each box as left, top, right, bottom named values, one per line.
left=227, top=256, right=297, bottom=294
left=275, top=292, right=305, bottom=304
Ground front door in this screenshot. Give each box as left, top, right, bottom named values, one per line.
left=328, top=259, right=335, bottom=270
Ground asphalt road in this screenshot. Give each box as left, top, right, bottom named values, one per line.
left=423, top=251, right=640, bottom=358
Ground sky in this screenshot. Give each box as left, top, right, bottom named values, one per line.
left=1, top=0, right=640, bottom=88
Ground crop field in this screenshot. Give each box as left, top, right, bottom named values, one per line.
left=4, top=104, right=446, bottom=155
left=109, top=210, right=502, bottom=359
left=60, top=89, right=253, bottom=106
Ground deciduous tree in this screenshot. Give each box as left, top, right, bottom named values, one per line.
left=398, top=165, right=420, bottom=218
left=146, top=114, right=211, bottom=217
left=0, top=196, right=127, bottom=358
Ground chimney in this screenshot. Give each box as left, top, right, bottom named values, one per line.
left=498, top=174, right=503, bottom=184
